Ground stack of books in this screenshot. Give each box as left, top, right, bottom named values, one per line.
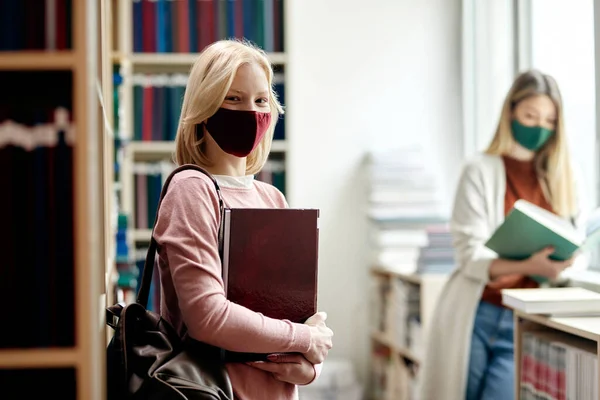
left=366, top=146, right=453, bottom=275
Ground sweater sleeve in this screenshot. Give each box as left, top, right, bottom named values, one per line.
left=154, top=174, right=312, bottom=354
left=450, top=161, right=497, bottom=284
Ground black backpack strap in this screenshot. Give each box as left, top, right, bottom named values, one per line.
left=136, top=164, right=225, bottom=308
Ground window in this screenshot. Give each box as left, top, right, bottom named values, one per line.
left=528, top=0, right=599, bottom=269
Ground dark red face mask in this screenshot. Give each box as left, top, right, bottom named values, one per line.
left=197, top=108, right=272, bottom=158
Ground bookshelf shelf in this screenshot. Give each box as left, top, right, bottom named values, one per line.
left=0, top=348, right=79, bottom=368
left=371, top=330, right=420, bottom=365
left=113, top=52, right=287, bottom=66
left=370, top=266, right=448, bottom=399
left=513, top=309, right=600, bottom=399
left=371, top=266, right=423, bottom=286
left=132, top=228, right=152, bottom=243
left=0, top=52, right=76, bottom=70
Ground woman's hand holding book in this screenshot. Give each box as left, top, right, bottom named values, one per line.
left=303, top=311, right=333, bottom=364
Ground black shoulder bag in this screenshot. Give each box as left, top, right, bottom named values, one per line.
left=106, top=164, right=233, bottom=400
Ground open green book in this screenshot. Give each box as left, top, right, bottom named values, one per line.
left=485, top=199, right=600, bottom=283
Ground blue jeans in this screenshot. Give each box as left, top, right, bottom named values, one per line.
left=466, top=301, right=515, bottom=400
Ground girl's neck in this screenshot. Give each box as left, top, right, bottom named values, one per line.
left=207, top=157, right=247, bottom=177
left=507, top=143, right=535, bottom=162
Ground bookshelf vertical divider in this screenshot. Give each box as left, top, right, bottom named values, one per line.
left=0, top=0, right=111, bottom=398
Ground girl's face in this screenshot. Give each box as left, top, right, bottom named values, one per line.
left=513, top=94, right=557, bottom=131
left=222, top=63, right=271, bottom=113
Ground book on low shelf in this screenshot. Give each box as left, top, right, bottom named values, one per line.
left=502, top=287, right=600, bottom=315
left=520, top=329, right=598, bottom=400
left=486, top=199, right=600, bottom=283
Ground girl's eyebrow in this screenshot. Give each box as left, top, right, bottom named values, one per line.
left=227, top=89, right=270, bottom=96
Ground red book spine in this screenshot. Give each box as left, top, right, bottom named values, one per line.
left=235, top=0, right=244, bottom=38
left=143, top=0, right=157, bottom=52
left=55, top=0, right=67, bottom=50
left=142, top=85, right=154, bottom=141
left=198, top=0, right=215, bottom=51
left=178, top=0, right=190, bottom=52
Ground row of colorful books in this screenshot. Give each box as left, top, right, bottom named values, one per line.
left=132, top=0, right=285, bottom=53
left=521, top=329, right=598, bottom=400
left=130, top=72, right=285, bottom=142
left=132, top=159, right=287, bottom=230
left=0, top=0, right=72, bottom=51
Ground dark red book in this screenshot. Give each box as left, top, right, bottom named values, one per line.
left=221, top=208, right=319, bottom=361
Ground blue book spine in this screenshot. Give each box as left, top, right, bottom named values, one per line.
left=226, top=0, right=235, bottom=38
left=156, top=0, right=167, bottom=52
left=133, top=0, right=143, bottom=52
left=164, top=0, right=173, bottom=52
left=243, top=0, right=255, bottom=44
left=263, top=0, right=274, bottom=52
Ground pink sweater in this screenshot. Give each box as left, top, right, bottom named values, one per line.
left=153, top=170, right=319, bottom=399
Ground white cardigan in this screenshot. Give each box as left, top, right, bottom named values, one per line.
left=418, top=153, right=588, bottom=400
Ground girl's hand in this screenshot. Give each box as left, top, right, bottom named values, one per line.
left=246, top=354, right=316, bottom=385
left=303, top=311, right=333, bottom=364
left=524, top=246, right=574, bottom=279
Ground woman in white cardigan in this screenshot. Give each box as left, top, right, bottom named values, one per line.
left=419, top=70, right=589, bottom=400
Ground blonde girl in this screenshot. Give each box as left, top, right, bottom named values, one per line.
left=154, top=39, right=333, bottom=399
left=420, top=70, right=587, bottom=400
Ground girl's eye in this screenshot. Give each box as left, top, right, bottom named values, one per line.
left=256, top=98, right=269, bottom=104
left=226, top=96, right=240, bottom=101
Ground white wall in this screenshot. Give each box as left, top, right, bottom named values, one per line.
left=285, top=0, right=463, bottom=383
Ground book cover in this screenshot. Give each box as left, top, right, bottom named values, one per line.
left=501, top=287, right=600, bottom=315
left=221, top=208, right=319, bottom=362
left=485, top=199, right=600, bottom=282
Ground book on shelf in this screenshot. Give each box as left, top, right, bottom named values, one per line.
left=501, top=287, right=600, bottom=315
left=520, top=330, right=598, bottom=400
left=132, top=0, right=285, bottom=54
left=133, top=161, right=176, bottom=230
left=485, top=199, right=600, bottom=283
left=0, top=0, right=72, bottom=51
left=221, top=208, right=319, bottom=362
left=130, top=72, right=286, bottom=142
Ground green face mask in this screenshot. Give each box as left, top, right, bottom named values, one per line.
left=511, top=120, right=554, bottom=151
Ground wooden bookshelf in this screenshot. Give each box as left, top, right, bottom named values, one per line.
left=0, top=51, right=76, bottom=70
left=369, top=266, right=448, bottom=400
left=513, top=310, right=600, bottom=399
left=110, top=0, right=292, bottom=299
left=112, top=51, right=287, bottom=66
left=0, top=0, right=111, bottom=398
left=0, top=349, right=79, bottom=369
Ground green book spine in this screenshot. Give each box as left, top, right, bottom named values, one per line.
left=255, top=0, right=265, bottom=48
left=219, top=0, right=228, bottom=40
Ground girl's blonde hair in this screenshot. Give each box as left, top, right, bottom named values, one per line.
left=175, top=39, right=283, bottom=175
left=485, top=69, right=577, bottom=218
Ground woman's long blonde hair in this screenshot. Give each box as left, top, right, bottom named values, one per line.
left=175, top=39, right=283, bottom=175
left=485, top=69, right=577, bottom=218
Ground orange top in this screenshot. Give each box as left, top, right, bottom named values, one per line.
left=480, top=155, right=554, bottom=307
